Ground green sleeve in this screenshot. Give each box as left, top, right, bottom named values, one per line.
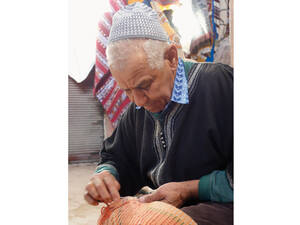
left=198, top=170, right=233, bottom=202
left=95, top=164, right=119, bottom=181
left=182, top=59, right=196, bottom=79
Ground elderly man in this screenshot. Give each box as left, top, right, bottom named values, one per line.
left=85, top=2, right=233, bottom=224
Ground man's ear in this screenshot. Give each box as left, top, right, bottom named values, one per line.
left=164, top=44, right=178, bottom=72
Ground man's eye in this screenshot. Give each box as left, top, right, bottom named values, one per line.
left=139, top=84, right=151, bottom=91
left=124, top=89, right=131, bottom=94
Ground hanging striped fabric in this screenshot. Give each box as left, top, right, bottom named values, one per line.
left=93, top=0, right=130, bottom=128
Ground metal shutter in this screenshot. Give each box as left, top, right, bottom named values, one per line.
left=68, top=76, right=104, bottom=163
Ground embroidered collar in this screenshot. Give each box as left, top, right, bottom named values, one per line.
left=170, top=57, right=189, bottom=104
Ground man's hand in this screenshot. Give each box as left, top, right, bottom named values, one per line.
left=84, top=170, right=121, bottom=206
left=139, top=180, right=199, bottom=208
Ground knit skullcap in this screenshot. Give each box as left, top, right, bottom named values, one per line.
left=108, top=2, right=169, bottom=44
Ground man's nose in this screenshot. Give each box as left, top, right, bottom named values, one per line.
left=131, top=89, right=147, bottom=107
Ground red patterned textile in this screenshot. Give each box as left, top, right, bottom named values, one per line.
left=93, top=0, right=130, bottom=128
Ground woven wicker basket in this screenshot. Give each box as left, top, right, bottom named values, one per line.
left=98, top=197, right=197, bottom=225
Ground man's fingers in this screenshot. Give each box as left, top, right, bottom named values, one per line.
left=84, top=171, right=120, bottom=205
left=139, top=191, right=163, bottom=203
left=84, top=193, right=99, bottom=206
left=92, top=177, right=112, bottom=204
left=85, top=182, right=100, bottom=200
left=103, top=176, right=120, bottom=202
left=114, top=179, right=121, bottom=191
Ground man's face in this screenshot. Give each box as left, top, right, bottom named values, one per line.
left=110, top=46, right=178, bottom=113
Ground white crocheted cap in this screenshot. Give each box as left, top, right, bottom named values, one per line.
left=108, top=2, right=169, bottom=44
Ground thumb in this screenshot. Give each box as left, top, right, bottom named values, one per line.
left=139, top=191, right=162, bottom=203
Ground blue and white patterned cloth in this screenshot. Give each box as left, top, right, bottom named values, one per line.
left=170, top=57, right=189, bottom=104
left=136, top=57, right=189, bottom=110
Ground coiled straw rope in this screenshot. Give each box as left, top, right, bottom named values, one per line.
left=98, top=197, right=197, bottom=225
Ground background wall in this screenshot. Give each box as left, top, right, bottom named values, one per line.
left=68, top=75, right=104, bottom=163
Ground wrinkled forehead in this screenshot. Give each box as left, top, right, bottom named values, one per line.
left=110, top=51, right=153, bottom=87
left=107, top=39, right=147, bottom=69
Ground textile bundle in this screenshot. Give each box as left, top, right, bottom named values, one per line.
left=98, top=197, right=197, bottom=225
left=189, top=0, right=231, bottom=62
